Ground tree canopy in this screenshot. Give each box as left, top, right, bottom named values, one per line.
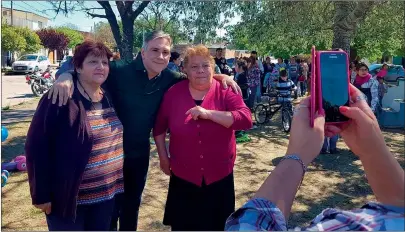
left=55, top=27, right=84, bottom=49
left=49, top=1, right=233, bottom=60
left=1, top=24, right=42, bottom=54
left=1, top=24, right=27, bottom=53
left=226, top=1, right=403, bottom=61
left=36, top=28, right=69, bottom=51
left=48, top=1, right=404, bottom=61
left=15, top=27, right=42, bottom=54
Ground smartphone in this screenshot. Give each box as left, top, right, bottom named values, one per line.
left=317, top=51, right=350, bottom=123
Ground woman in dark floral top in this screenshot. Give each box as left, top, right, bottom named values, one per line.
left=246, top=56, right=261, bottom=109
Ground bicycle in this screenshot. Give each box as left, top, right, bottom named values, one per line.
left=254, top=93, right=294, bottom=133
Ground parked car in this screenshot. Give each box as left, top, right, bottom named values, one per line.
left=369, top=63, right=405, bottom=82
left=227, top=58, right=235, bottom=68
left=12, top=54, right=51, bottom=74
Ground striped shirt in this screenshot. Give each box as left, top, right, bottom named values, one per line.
left=276, top=78, right=296, bottom=102
left=77, top=97, right=124, bottom=205
left=225, top=198, right=405, bottom=231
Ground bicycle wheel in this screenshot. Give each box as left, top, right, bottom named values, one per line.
left=254, top=104, right=268, bottom=124
left=281, top=108, right=292, bottom=132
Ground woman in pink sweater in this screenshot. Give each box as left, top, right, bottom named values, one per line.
left=153, top=45, right=252, bottom=230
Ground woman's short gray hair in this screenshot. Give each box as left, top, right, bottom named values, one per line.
left=142, top=31, right=172, bottom=50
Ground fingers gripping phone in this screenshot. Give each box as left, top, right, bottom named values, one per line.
left=311, top=47, right=350, bottom=126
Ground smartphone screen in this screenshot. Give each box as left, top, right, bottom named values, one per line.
left=320, top=53, right=349, bottom=123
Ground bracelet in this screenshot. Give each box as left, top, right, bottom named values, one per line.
left=279, top=155, right=307, bottom=174
left=279, top=155, right=307, bottom=188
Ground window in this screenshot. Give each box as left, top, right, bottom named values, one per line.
left=19, top=55, right=38, bottom=61
left=38, top=21, right=43, bottom=28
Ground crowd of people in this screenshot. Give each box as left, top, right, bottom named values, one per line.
left=24, top=30, right=403, bottom=231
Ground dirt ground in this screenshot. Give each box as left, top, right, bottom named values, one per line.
left=1, top=98, right=404, bottom=231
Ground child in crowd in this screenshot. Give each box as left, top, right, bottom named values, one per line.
left=376, top=76, right=388, bottom=117
left=276, top=70, right=296, bottom=111
left=376, top=63, right=389, bottom=80
left=350, top=62, right=357, bottom=84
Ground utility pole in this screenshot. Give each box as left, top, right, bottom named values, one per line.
left=94, top=22, right=96, bottom=40
left=10, top=1, right=13, bottom=25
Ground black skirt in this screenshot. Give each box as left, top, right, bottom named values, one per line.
left=163, top=172, right=235, bottom=231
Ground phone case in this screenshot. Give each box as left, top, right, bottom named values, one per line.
left=310, top=46, right=317, bottom=127
left=315, top=49, right=350, bottom=125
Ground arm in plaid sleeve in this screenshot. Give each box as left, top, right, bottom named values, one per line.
left=226, top=199, right=404, bottom=231
left=225, top=198, right=287, bottom=231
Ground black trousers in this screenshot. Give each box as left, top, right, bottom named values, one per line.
left=110, top=155, right=150, bottom=231
left=163, top=172, right=235, bottom=231
left=47, top=198, right=115, bottom=231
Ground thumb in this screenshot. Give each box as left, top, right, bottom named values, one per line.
left=339, top=106, right=368, bottom=124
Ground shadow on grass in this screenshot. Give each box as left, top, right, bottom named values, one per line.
left=1, top=135, right=27, bottom=162
left=6, top=93, right=36, bottom=99
left=1, top=109, right=35, bottom=125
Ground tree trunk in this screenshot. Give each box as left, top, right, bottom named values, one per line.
left=332, top=1, right=376, bottom=58
left=121, top=18, right=135, bottom=60
left=332, top=2, right=352, bottom=55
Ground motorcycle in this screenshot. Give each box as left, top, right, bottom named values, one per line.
left=25, top=68, right=54, bottom=97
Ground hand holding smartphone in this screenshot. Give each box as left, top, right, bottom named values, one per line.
left=310, top=47, right=350, bottom=126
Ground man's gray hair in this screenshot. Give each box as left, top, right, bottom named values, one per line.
left=142, top=30, right=172, bottom=50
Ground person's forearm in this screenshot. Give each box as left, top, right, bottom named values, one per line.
left=253, top=160, right=304, bottom=219
left=56, top=72, right=73, bottom=83
left=154, top=133, right=169, bottom=158
left=207, top=110, right=234, bottom=128
left=213, top=74, right=229, bottom=81
left=361, top=148, right=404, bottom=207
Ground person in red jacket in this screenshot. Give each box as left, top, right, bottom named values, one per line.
left=153, top=45, right=253, bottom=231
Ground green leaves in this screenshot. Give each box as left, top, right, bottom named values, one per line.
left=352, top=1, right=404, bottom=61
left=15, top=27, right=42, bottom=54
left=227, top=1, right=402, bottom=61
left=1, top=24, right=27, bottom=52
left=227, top=1, right=334, bottom=57
left=55, top=27, right=84, bottom=49
left=94, top=22, right=116, bottom=50
left=1, top=24, right=42, bottom=54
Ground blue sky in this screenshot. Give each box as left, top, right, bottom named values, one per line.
left=2, top=1, right=240, bottom=35
left=2, top=1, right=111, bottom=31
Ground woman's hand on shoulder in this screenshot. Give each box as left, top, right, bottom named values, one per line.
left=48, top=72, right=74, bottom=106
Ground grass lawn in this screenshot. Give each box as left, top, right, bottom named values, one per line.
left=1, top=98, right=404, bottom=231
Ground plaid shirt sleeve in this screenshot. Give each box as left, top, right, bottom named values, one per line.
left=225, top=198, right=405, bottom=231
